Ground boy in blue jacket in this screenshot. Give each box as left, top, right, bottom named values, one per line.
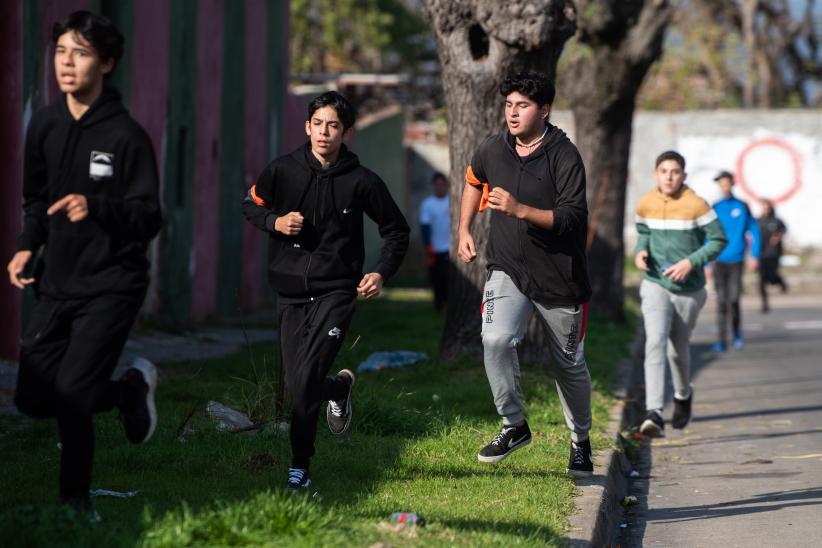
left=711, top=171, right=760, bottom=351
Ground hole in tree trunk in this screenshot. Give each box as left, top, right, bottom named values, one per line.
left=468, top=24, right=489, bottom=61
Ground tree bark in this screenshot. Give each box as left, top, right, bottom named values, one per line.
left=741, top=0, right=759, bottom=108
left=563, top=0, right=674, bottom=320
left=422, top=0, right=576, bottom=360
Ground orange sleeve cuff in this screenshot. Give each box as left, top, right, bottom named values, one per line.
left=465, top=166, right=489, bottom=212
left=249, top=185, right=266, bottom=206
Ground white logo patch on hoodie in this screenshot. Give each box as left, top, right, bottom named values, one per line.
left=89, top=151, right=114, bottom=180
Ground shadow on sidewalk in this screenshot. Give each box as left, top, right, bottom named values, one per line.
left=692, top=404, right=822, bottom=423
left=646, top=486, right=822, bottom=525
left=652, top=427, right=822, bottom=448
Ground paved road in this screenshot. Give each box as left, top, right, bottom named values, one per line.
left=621, top=291, right=822, bottom=547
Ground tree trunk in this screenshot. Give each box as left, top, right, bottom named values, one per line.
left=563, top=0, right=674, bottom=320
left=741, top=0, right=759, bottom=108
left=422, top=0, right=576, bottom=360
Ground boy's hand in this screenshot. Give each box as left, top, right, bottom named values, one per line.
left=663, top=258, right=693, bottom=283
left=7, top=250, right=35, bottom=289
left=358, top=272, right=383, bottom=299
left=47, top=194, right=88, bottom=222
left=274, top=212, right=304, bottom=235
left=747, top=257, right=759, bottom=272
left=457, top=231, right=477, bottom=263
left=487, top=187, right=522, bottom=218
left=635, top=250, right=650, bottom=272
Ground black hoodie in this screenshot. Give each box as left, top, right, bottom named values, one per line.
left=242, top=143, right=410, bottom=300
left=468, top=125, right=592, bottom=306
left=17, top=88, right=163, bottom=298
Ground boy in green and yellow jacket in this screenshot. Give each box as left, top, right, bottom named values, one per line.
left=633, top=151, right=727, bottom=437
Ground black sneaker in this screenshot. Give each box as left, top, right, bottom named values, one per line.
left=284, top=468, right=316, bottom=496
left=567, top=438, right=594, bottom=478
left=477, top=421, right=532, bottom=463
left=120, top=357, right=158, bottom=444
left=639, top=410, right=665, bottom=438
left=672, top=387, right=693, bottom=429
left=327, top=369, right=354, bottom=435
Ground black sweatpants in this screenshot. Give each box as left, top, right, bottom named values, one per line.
left=15, top=292, right=144, bottom=504
left=428, top=252, right=450, bottom=312
left=759, top=257, right=786, bottom=310
left=278, top=292, right=356, bottom=470
left=713, top=261, right=743, bottom=344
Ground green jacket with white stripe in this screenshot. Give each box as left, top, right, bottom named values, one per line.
left=634, top=184, right=727, bottom=294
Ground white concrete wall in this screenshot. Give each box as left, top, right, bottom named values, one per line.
left=552, top=110, right=822, bottom=250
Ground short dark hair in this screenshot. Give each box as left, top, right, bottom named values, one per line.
left=655, top=150, right=686, bottom=170
left=431, top=171, right=447, bottom=183
left=307, top=91, right=357, bottom=131
left=500, top=70, right=556, bottom=106
left=713, top=170, right=734, bottom=184
left=53, top=11, right=124, bottom=70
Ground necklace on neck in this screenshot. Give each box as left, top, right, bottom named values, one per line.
left=516, top=126, right=549, bottom=149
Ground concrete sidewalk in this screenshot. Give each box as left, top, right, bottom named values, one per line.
left=619, top=291, right=822, bottom=546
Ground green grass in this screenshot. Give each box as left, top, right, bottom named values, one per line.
left=0, top=289, right=634, bottom=547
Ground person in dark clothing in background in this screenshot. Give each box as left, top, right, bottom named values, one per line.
left=710, top=171, right=760, bottom=351
left=6, top=11, right=162, bottom=518
left=458, top=70, right=594, bottom=478
left=757, top=199, right=788, bottom=312
left=242, top=91, right=409, bottom=495
left=419, top=171, right=450, bottom=311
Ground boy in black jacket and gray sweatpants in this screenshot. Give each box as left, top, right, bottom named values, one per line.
left=6, top=11, right=162, bottom=516
left=242, top=91, right=409, bottom=493
left=458, top=71, right=595, bottom=477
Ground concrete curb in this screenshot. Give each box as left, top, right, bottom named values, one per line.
left=564, top=401, right=629, bottom=546
left=566, top=350, right=642, bottom=546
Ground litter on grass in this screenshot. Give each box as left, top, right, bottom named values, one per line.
left=206, top=400, right=257, bottom=432
left=356, top=351, right=429, bottom=374
left=621, top=495, right=639, bottom=506
left=91, top=489, right=139, bottom=498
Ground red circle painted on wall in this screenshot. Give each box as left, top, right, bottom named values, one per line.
left=734, top=137, right=803, bottom=204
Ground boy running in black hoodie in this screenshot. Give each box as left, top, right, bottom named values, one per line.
left=458, top=71, right=595, bottom=477
left=242, top=92, right=409, bottom=493
left=6, top=11, right=162, bottom=516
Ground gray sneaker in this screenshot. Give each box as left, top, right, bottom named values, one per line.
left=326, top=369, right=354, bottom=435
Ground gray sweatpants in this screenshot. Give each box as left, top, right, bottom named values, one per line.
left=640, top=279, right=707, bottom=411
left=481, top=270, right=592, bottom=442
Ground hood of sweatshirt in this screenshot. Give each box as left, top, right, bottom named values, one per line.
left=295, top=142, right=361, bottom=177
left=503, top=123, right=571, bottom=160
left=57, top=86, right=126, bottom=128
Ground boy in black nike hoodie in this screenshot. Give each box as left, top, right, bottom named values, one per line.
left=242, top=91, right=409, bottom=493
left=6, top=11, right=162, bottom=515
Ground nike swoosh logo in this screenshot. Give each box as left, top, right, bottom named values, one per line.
left=343, top=208, right=353, bottom=214
left=507, top=434, right=529, bottom=448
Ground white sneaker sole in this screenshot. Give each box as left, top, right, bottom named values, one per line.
left=477, top=437, right=532, bottom=463
left=639, top=419, right=665, bottom=438
left=132, top=357, right=158, bottom=443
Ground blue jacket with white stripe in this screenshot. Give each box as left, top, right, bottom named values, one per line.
left=713, top=196, right=761, bottom=263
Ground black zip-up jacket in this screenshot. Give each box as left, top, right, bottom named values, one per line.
left=17, top=87, right=163, bottom=298
left=242, top=143, right=410, bottom=300
left=467, top=125, right=592, bottom=305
